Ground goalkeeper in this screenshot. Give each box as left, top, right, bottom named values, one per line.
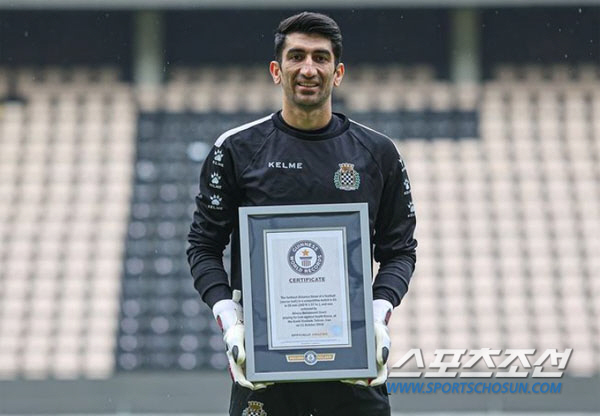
left=187, top=11, right=417, bottom=416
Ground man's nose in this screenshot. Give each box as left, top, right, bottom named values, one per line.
left=300, top=58, right=317, bottom=77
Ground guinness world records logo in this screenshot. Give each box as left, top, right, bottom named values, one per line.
left=288, top=240, right=324, bottom=275
left=303, top=350, right=318, bottom=366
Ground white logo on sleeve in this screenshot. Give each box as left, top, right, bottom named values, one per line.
left=212, top=149, right=224, bottom=167
left=208, top=194, right=223, bottom=210
left=399, top=158, right=406, bottom=172
left=403, top=178, right=411, bottom=194
left=408, top=201, right=415, bottom=218
left=210, top=173, right=222, bottom=189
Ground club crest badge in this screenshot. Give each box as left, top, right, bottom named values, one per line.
left=334, top=163, right=360, bottom=191
left=242, top=401, right=267, bottom=416
left=287, top=240, right=324, bottom=275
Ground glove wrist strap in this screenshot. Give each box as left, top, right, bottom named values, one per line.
left=373, top=299, right=393, bottom=325
left=212, top=299, right=243, bottom=332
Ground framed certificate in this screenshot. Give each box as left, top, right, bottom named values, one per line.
left=238, top=203, right=376, bottom=382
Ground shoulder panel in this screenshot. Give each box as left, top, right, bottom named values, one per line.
left=214, top=114, right=273, bottom=148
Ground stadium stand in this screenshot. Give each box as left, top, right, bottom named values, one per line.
left=395, top=66, right=600, bottom=375
left=0, top=67, right=135, bottom=379
left=117, top=112, right=266, bottom=372
left=0, top=64, right=598, bottom=380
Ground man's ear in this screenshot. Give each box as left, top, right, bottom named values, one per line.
left=333, top=62, right=345, bottom=87
left=270, top=61, right=282, bottom=85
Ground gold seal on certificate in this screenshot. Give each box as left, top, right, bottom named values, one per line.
left=238, top=203, right=377, bottom=383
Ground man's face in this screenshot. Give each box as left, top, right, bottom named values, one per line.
left=270, top=32, right=344, bottom=110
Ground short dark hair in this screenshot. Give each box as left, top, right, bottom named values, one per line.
left=274, top=12, right=343, bottom=65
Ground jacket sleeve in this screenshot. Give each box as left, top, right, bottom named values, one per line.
left=372, top=148, right=417, bottom=307
left=187, top=141, right=240, bottom=308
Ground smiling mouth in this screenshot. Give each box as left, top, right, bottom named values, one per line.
left=297, top=82, right=319, bottom=88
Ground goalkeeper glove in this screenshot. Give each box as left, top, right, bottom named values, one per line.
left=341, top=299, right=392, bottom=387
left=212, top=289, right=269, bottom=390
left=370, top=298, right=392, bottom=386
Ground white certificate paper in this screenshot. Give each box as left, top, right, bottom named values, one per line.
left=264, top=228, right=351, bottom=349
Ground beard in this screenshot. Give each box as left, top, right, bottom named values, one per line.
left=286, top=81, right=333, bottom=110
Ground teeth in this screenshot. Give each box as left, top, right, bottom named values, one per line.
left=299, top=83, right=317, bottom=87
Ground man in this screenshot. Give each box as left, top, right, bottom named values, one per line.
left=187, top=11, right=417, bottom=416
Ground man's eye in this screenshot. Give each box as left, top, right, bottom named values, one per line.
left=290, top=55, right=303, bottom=61
left=315, top=56, right=327, bottom=63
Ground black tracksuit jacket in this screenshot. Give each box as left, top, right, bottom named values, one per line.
left=187, top=111, right=417, bottom=309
